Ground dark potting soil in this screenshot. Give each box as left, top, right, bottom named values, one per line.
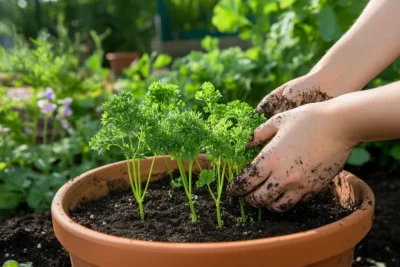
left=69, top=176, right=351, bottom=242
left=0, top=212, right=70, bottom=267
left=349, top=163, right=400, bottom=267
left=1, top=164, right=399, bottom=267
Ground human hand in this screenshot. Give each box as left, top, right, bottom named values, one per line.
left=228, top=102, right=355, bottom=212
left=255, top=74, right=332, bottom=118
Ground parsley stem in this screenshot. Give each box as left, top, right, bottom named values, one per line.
left=240, top=197, right=247, bottom=224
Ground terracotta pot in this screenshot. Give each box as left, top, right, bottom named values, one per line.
left=106, top=52, right=139, bottom=77
left=52, top=155, right=375, bottom=267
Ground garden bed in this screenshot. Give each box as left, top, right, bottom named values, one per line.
left=0, top=163, right=398, bottom=266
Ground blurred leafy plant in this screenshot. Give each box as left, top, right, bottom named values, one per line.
left=119, top=36, right=270, bottom=107
left=0, top=0, right=155, bottom=54
left=2, top=260, right=32, bottom=267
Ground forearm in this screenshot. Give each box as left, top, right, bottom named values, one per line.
left=326, top=82, right=400, bottom=145
left=309, top=0, right=400, bottom=96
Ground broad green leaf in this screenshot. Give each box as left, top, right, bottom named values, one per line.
left=34, top=158, right=55, bottom=172
left=347, top=147, right=370, bottom=166
left=84, top=53, right=101, bottom=73
left=263, top=2, right=279, bottom=14
left=135, top=54, right=150, bottom=78
left=245, top=47, right=261, bottom=61
left=318, top=5, right=342, bottom=42
left=337, top=0, right=351, bottom=7
left=2, top=260, right=19, bottom=267
left=27, top=187, right=44, bottom=211
left=201, top=36, right=220, bottom=52
left=212, top=0, right=250, bottom=32
left=0, top=162, right=6, bottom=171
left=280, top=0, right=296, bottom=9
left=0, top=184, right=24, bottom=209
left=239, top=29, right=252, bottom=40
left=349, top=0, right=368, bottom=15
left=153, top=54, right=172, bottom=69
left=390, top=144, right=400, bottom=160
left=3, top=167, right=32, bottom=189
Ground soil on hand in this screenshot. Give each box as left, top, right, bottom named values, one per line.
left=69, top=177, right=351, bottom=242
left=0, top=212, right=70, bottom=267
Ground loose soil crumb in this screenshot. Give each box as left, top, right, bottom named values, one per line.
left=69, top=177, right=351, bottom=242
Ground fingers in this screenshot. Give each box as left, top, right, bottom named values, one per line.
left=228, top=152, right=274, bottom=197
left=299, top=192, right=314, bottom=203
left=244, top=175, right=283, bottom=208
left=255, top=88, right=283, bottom=118
left=268, top=191, right=305, bottom=212
left=248, top=117, right=279, bottom=148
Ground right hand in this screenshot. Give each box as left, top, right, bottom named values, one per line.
left=255, top=74, right=333, bottom=118
left=229, top=101, right=354, bottom=212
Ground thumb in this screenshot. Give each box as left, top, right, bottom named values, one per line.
left=248, top=116, right=280, bottom=148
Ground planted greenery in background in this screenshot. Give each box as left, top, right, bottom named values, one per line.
left=212, top=0, right=369, bottom=91
left=0, top=0, right=155, bottom=55
left=115, top=52, right=172, bottom=100
left=120, top=36, right=270, bottom=107
left=165, top=0, right=218, bottom=34
left=0, top=32, right=118, bottom=220
left=210, top=0, right=400, bottom=166
left=0, top=29, right=111, bottom=104
left=119, top=0, right=399, bottom=167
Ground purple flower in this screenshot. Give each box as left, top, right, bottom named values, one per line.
left=57, top=97, right=73, bottom=117
left=57, top=97, right=72, bottom=106
left=7, top=88, right=32, bottom=101
left=37, top=87, right=55, bottom=100
left=37, top=99, right=56, bottom=115
left=60, top=118, right=69, bottom=130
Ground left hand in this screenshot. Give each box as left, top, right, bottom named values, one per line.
left=228, top=101, right=355, bottom=212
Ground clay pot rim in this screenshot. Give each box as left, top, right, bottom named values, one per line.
left=51, top=156, right=374, bottom=250
left=106, top=52, right=139, bottom=60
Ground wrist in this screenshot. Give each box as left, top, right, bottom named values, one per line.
left=317, top=96, right=361, bottom=148
left=305, top=69, right=340, bottom=98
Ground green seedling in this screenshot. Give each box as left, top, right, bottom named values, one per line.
left=197, top=169, right=224, bottom=227
left=196, top=82, right=265, bottom=224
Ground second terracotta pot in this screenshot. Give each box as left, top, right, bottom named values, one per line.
left=52, top=155, right=374, bottom=267
left=106, top=52, right=139, bottom=77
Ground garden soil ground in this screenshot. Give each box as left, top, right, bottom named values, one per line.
left=0, top=163, right=399, bottom=266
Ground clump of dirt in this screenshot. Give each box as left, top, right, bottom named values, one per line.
left=255, top=87, right=332, bottom=118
